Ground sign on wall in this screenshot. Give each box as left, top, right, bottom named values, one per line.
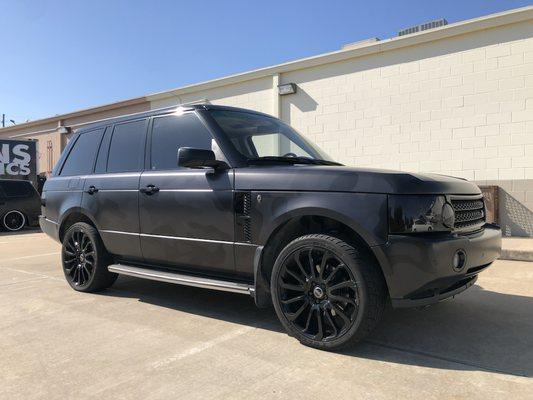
left=0, top=139, right=38, bottom=187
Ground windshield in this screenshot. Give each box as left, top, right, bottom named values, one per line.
left=209, top=110, right=337, bottom=164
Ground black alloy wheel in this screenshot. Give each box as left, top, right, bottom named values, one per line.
left=271, top=234, right=386, bottom=350
left=278, top=247, right=359, bottom=342
left=2, top=210, right=26, bottom=231
left=61, top=222, right=117, bottom=292
left=63, top=229, right=96, bottom=287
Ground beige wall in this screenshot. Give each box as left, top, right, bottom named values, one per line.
left=280, top=20, right=532, bottom=175
left=30, top=131, right=63, bottom=175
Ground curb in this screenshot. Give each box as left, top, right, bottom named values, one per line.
left=500, top=250, right=533, bottom=262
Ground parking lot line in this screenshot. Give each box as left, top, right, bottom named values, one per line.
left=0, top=265, right=63, bottom=282
left=151, top=325, right=256, bottom=369
left=0, top=252, right=60, bottom=262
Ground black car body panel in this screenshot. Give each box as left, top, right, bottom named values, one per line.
left=138, top=169, right=235, bottom=274
left=248, top=190, right=388, bottom=248
left=373, top=224, right=501, bottom=305
left=234, top=165, right=480, bottom=195
left=40, top=104, right=501, bottom=308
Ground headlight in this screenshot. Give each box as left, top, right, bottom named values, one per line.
left=388, top=195, right=454, bottom=233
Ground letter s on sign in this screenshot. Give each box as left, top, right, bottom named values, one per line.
left=13, top=144, right=31, bottom=165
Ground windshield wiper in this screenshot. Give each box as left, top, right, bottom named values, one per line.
left=248, top=156, right=342, bottom=166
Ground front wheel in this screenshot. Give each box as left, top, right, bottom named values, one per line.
left=271, top=234, right=387, bottom=350
left=62, top=222, right=117, bottom=292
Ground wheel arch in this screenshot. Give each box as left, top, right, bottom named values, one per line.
left=58, top=207, right=99, bottom=242
left=254, top=210, right=390, bottom=306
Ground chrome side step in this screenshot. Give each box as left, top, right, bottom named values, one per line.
left=108, top=264, right=255, bottom=296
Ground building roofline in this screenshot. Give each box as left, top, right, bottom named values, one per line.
left=1, top=5, right=532, bottom=134
left=147, top=5, right=533, bottom=100
left=0, top=96, right=148, bottom=134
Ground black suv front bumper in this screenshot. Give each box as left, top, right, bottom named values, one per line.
left=372, top=224, right=501, bottom=308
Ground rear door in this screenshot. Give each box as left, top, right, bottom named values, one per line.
left=82, top=119, right=148, bottom=261
left=139, top=111, right=235, bottom=274
left=44, top=130, right=103, bottom=225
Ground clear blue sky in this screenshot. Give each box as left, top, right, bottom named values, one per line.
left=1, top=0, right=531, bottom=123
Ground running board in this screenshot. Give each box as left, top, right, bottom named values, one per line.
left=108, top=264, right=255, bottom=296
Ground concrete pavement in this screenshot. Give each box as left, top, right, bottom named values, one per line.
left=1, top=232, right=532, bottom=399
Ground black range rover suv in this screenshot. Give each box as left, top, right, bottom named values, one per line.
left=40, top=105, right=501, bottom=350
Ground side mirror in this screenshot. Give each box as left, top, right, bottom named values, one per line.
left=177, top=147, right=229, bottom=170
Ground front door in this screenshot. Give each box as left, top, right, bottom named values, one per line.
left=139, top=111, right=235, bottom=275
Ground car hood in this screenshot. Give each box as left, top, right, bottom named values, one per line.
left=234, top=165, right=481, bottom=195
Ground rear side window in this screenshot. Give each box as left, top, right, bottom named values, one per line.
left=107, top=119, right=147, bottom=173
left=60, top=129, right=104, bottom=176
left=150, top=113, right=213, bottom=170
left=0, top=181, right=31, bottom=197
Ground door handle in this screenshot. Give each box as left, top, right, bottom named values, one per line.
left=85, top=186, right=99, bottom=195
left=140, top=184, right=159, bottom=195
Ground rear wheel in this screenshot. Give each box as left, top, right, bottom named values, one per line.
left=271, top=234, right=386, bottom=350
left=62, top=222, right=117, bottom=292
left=2, top=210, right=26, bottom=231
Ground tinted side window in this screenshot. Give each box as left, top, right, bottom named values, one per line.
left=1, top=181, right=31, bottom=197
left=151, top=113, right=213, bottom=170
left=60, top=129, right=104, bottom=176
left=107, top=120, right=147, bottom=173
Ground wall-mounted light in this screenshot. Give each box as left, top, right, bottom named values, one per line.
left=57, top=126, right=70, bottom=135
left=278, top=83, right=297, bottom=95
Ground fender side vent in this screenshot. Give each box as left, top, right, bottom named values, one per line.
left=235, top=192, right=252, bottom=243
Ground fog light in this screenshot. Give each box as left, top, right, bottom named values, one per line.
left=452, top=249, right=467, bottom=271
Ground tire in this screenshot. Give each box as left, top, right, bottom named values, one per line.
left=61, top=222, right=118, bottom=292
left=271, top=234, right=386, bottom=350
left=2, top=210, right=26, bottom=231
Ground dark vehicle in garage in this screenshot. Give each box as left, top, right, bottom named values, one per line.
left=40, top=105, right=501, bottom=350
left=0, top=179, right=40, bottom=231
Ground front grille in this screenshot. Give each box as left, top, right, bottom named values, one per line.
left=451, top=196, right=485, bottom=231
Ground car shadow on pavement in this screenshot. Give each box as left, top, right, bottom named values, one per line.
left=348, top=285, right=533, bottom=378
left=104, top=278, right=533, bottom=378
